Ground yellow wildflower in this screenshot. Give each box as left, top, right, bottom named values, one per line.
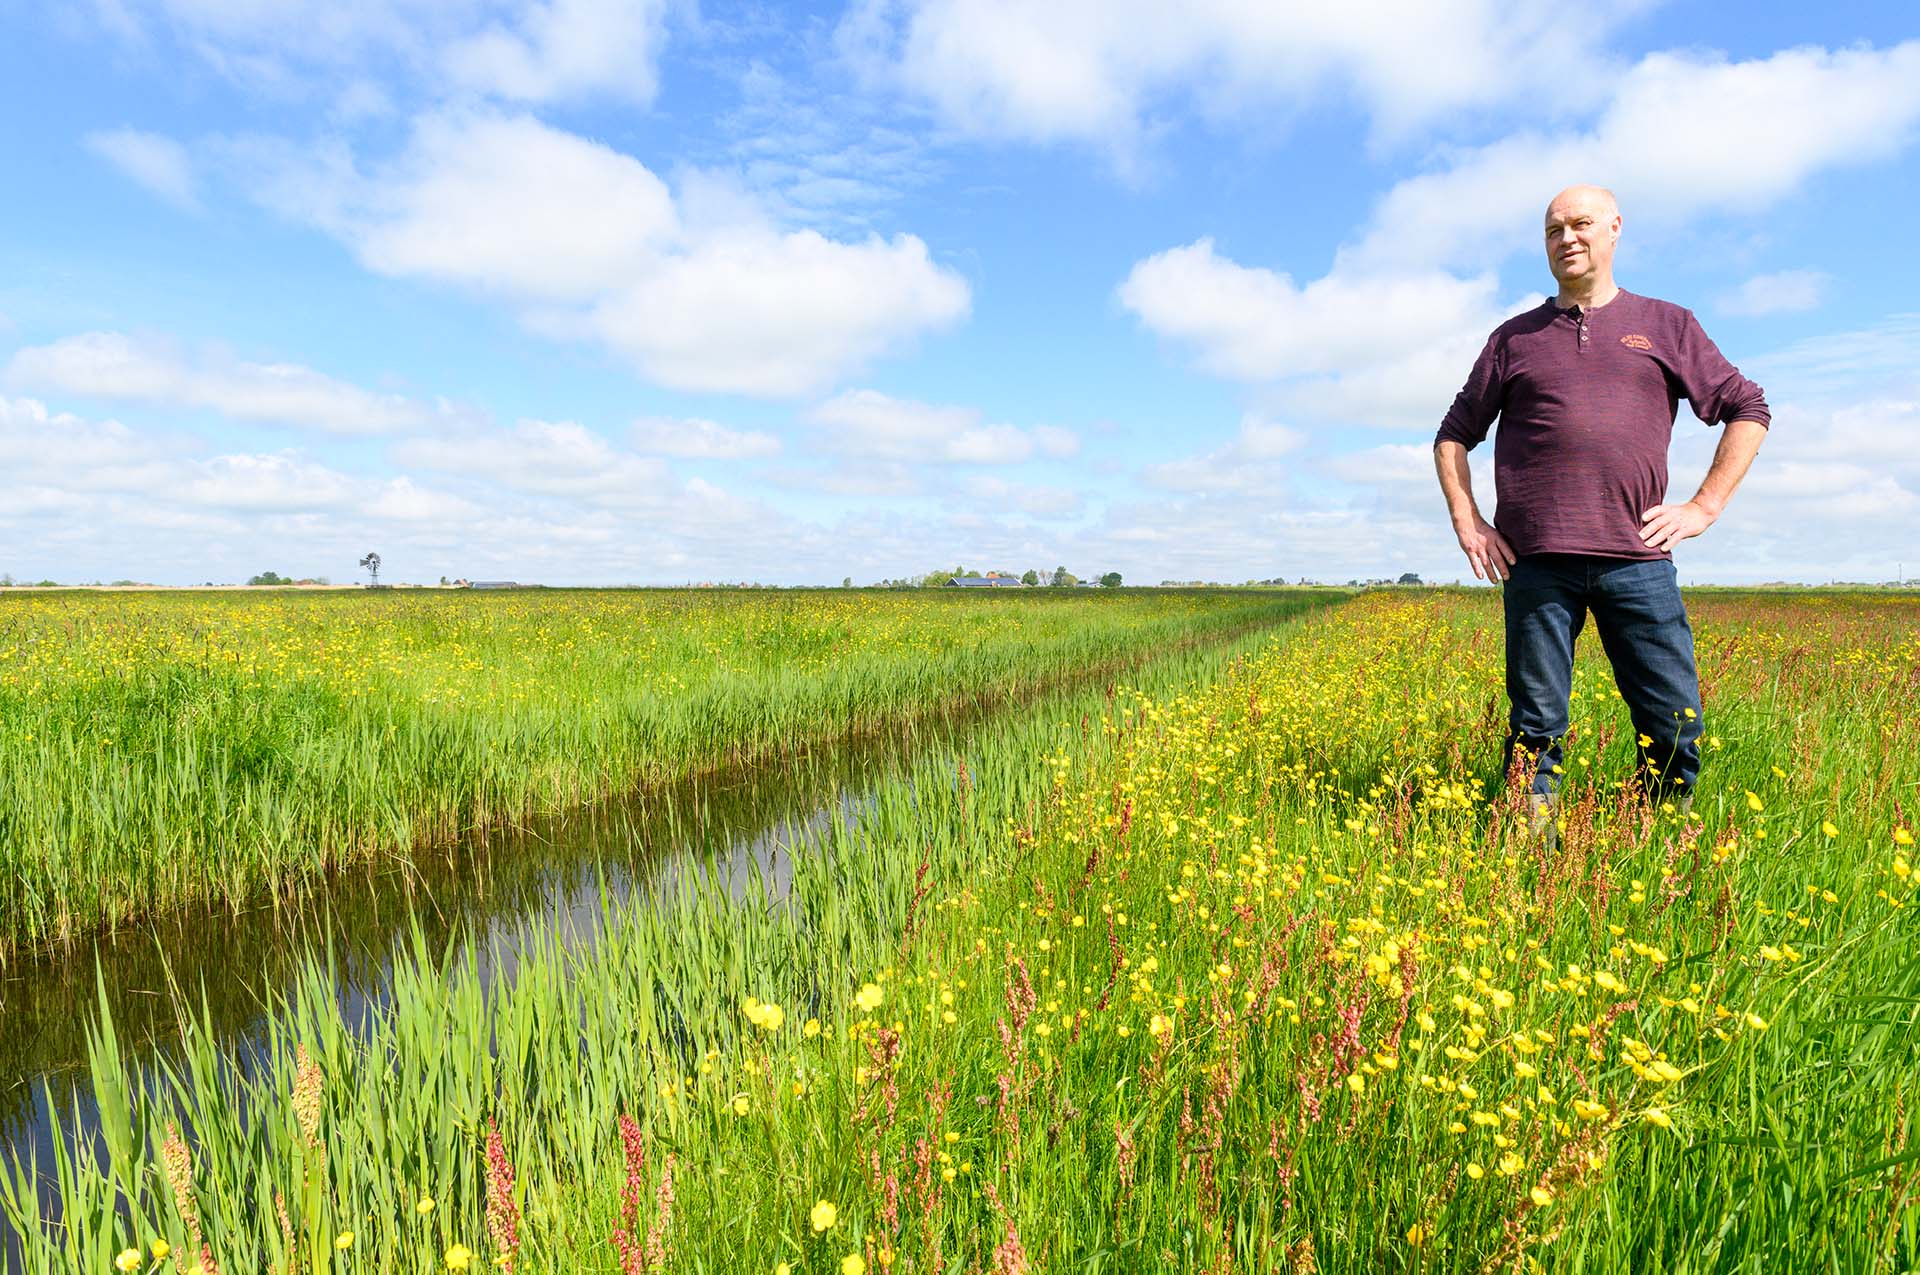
left=811, top=1199, right=839, bottom=1232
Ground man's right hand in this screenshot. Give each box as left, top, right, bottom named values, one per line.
left=1454, top=515, right=1516, bottom=582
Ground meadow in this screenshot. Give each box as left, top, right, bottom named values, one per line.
left=0, top=587, right=1309, bottom=955
left=5, top=589, right=1918, bottom=1273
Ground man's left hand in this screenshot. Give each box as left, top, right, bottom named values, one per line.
left=1638, top=500, right=1716, bottom=551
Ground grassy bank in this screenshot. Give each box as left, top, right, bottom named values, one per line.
left=0, top=588, right=1318, bottom=954
left=7, top=590, right=1916, bottom=1272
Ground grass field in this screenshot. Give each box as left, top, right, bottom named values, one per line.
left=5, top=589, right=1917, bottom=1273
left=0, top=587, right=1312, bottom=955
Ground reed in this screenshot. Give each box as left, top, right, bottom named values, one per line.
left=7, top=589, right=1915, bottom=1272
left=0, top=587, right=1311, bottom=955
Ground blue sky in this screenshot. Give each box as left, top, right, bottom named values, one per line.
left=2, top=1, right=1917, bottom=586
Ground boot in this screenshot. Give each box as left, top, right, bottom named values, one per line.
left=1528, top=792, right=1560, bottom=851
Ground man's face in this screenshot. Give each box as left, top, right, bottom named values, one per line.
left=1543, top=192, right=1620, bottom=285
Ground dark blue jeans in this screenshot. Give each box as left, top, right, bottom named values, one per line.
left=1502, top=553, right=1703, bottom=803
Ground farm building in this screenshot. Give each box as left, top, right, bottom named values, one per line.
left=944, top=573, right=1026, bottom=588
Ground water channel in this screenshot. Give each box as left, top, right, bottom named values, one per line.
left=0, top=608, right=1326, bottom=1262
left=0, top=703, right=961, bottom=1235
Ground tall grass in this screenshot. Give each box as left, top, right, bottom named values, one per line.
left=7, top=590, right=1915, bottom=1272
left=1, top=598, right=1332, bottom=1272
left=0, top=588, right=1312, bottom=954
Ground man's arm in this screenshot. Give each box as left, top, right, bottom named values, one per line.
left=1435, top=439, right=1516, bottom=581
left=1638, top=418, right=1767, bottom=552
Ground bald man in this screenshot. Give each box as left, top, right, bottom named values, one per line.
left=1433, top=185, right=1770, bottom=838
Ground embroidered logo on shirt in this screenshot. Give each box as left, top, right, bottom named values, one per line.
left=1620, top=334, right=1653, bottom=351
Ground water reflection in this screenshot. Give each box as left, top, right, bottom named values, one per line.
left=0, top=714, right=927, bottom=1175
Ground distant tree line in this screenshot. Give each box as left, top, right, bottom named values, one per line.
left=856, top=566, right=1125, bottom=588
left=247, top=572, right=331, bottom=586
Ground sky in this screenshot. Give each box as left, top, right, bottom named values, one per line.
left=1, top=1, right=1917, bottom=587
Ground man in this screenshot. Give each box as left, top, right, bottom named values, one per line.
left=1433, top=185, right=1770, bottom=835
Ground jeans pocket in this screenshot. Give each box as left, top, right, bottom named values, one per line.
left=1612, top=559, right=1686, bottom=625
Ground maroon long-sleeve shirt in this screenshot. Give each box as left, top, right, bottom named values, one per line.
left=1436, top=289, right=1770, bottom=559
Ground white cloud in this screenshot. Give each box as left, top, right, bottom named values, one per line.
left=806, top=388, right=1077, bottom=464
left=181, top=453, right=358, bottom=510
left=1121, top=42, right=1920, bottom=438
left=1671, top=394, right=1920, bottom=579
left=394, top=417, right=674, bottom=507
left=1747, top=314, right=1920, bottom=400
left=1119, top=238, right=1535, bottom=428
left=6, top=331, right=442, bottom=433
left=956, top=474, right=1084, bottom=519
left=1717, top=269, right=1830, bottom=317
left=838, top=0, right=1640, bottom=161
left=0, top=394, right=806, bottom=584
left=363, top=476, right=485, bottom=522
left=630, top=416, right=781, bottom=460
left=444, top=0, right=669, bottom=105
left=718, top=60, right=940, bottom=231
left=1320, top=442, right=1436, bottom=487
left=0, top=394, right=169, bottom=483
left=255, top=111, right=971, bottom=397
left=1345, top=41, right=1920, bottom=271
left=766, top=458, right=923, bottom=499
left=91, top=0, right=674, bottom=108
left=573, top=223, right=970, bottom=396
left=354, top=112, right=678, bottom=300
left=85, top=128, right=198, bottom=208
left=1121, top=238, right=1498, bottom=380
left=1141, top=414, right=1304, bottom=492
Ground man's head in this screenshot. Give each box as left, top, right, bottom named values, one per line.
left=1544, top=185, right=1621, bottom=289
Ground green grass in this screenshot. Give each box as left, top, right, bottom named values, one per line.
left=0, top=587, right=1320, bottom=955
left=6, top=589, right=1916, bottom=1273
